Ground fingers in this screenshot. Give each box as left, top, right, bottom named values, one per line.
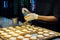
left=24, top=15, right=34, bottom=21
left=24, top=14, right=33, bottom=18
left=24, top=15, right=31, bottom=21
left=24, top=15, right=30, bottom=18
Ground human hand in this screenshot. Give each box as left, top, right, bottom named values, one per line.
left=24, top=13, right=38, bottom=21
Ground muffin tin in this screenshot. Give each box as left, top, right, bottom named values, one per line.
left=0, top=25, right=60, bottom=40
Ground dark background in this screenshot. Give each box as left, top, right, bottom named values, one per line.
left=0, top=0, right=36, bottom=22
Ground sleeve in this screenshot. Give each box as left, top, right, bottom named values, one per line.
left=53, top=0, right=60, bottom=21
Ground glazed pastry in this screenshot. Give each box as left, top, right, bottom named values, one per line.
left=5, top=30, right=11, bottom=32
left=22, top=29, right=28, bottom=32
left=2, top=28, right=7, bottom=31
left=26, top=31, right=31, bottom=34
left=26, top=25, right=31, bottom=27
left=43, top=30, right=49, bottom=33
left=9, top=37, right=16, bottom=40
left=15, top=26, right=20, bottom=29
left=12, top=33, right=19, bottom=37
left=28, top=29, right=33, bottom=31
left=32, top=30, right=36, bottom=33
left=37, top=35, right=44, bottom=38
left=24, top=34, right=31, bottom=38
left=0, top=31, right=4, bottom=33
left=34, top=28, right=38, bottom=30
left=15, top=30, right=20, bottom=33
left=38, top=29, right=43, bottom=31
left=1, top=33, right=8, bottom=36
left=4, top=35, right=11, bottom=38
left=49, top=31, right=55, bottom=35
left=43, top=33, right=49, bottom=37
left=17, top=36, right=24, bottom=39
left=19, top=32, right=25, bottom=35
left=38, top=32, right=43, bottom=34
left=8, top=32, right=15, bottom=34
left=23, top=38, right=29, bottom=40
left=30, top=36, right=37, bottom=40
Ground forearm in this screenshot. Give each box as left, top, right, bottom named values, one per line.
left=38, top=16, right=57, bottom=21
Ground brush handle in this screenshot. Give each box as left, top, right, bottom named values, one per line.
left=22, top=8, right=31, bottom=25
left=22, top=8, right=30, bottom=16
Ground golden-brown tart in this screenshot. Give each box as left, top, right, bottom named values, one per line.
left=8, top=27, right=13, bottom=29
left=32, top=30, right=36, bottom=33
left=38, top=29, right=43, bottom=32
left=17, top=36, right=24, bottom=40
left=49, top=31, right=55, bottom=35
left=19, top=32, right=25, bottom=35
left=37, top=35, right=44, bottom=38
left=8, top=32, right=15, bottom=35
left=26, top=31, right=31, bottom=34
left=4, top=35, right=11, bottom=38
left=11, top=33, right=19, bottom=37
left=43, top=33, right=50, bottom=37
left=33, top=27, right=38, bottom=30
left=30, top=36, right=37, bottom=40
left=2, top=28, right=7, bottom=31
left=22, top=29, right=28, bottom=32
left=15, top=30, right=21, bottom=33
left=0, top=31, right=4, bottom=33
left=5, top=30, right=11, bottom=32
left=43, top=30, right=49, bottom=33
left=28, top=28, right=33, bottom=31
left=26, top=25, right=31, bottom=27
left=9, top=37, right=16, bottom=40
left=23, top=38, right=29, bottom=40
left=15, top=26, right=20, bottom=29
left=37, top=32, right=43, bottom=35
left=1, top=33, right=8, bottom=36
left=24, top=34, right=32, bottom=38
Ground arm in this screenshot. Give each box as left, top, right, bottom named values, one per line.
left=38, top=16, right=57, bottom=21
left=24, top=13, right=58, bottom=22
left=22, top=8, right=58, bottom=22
